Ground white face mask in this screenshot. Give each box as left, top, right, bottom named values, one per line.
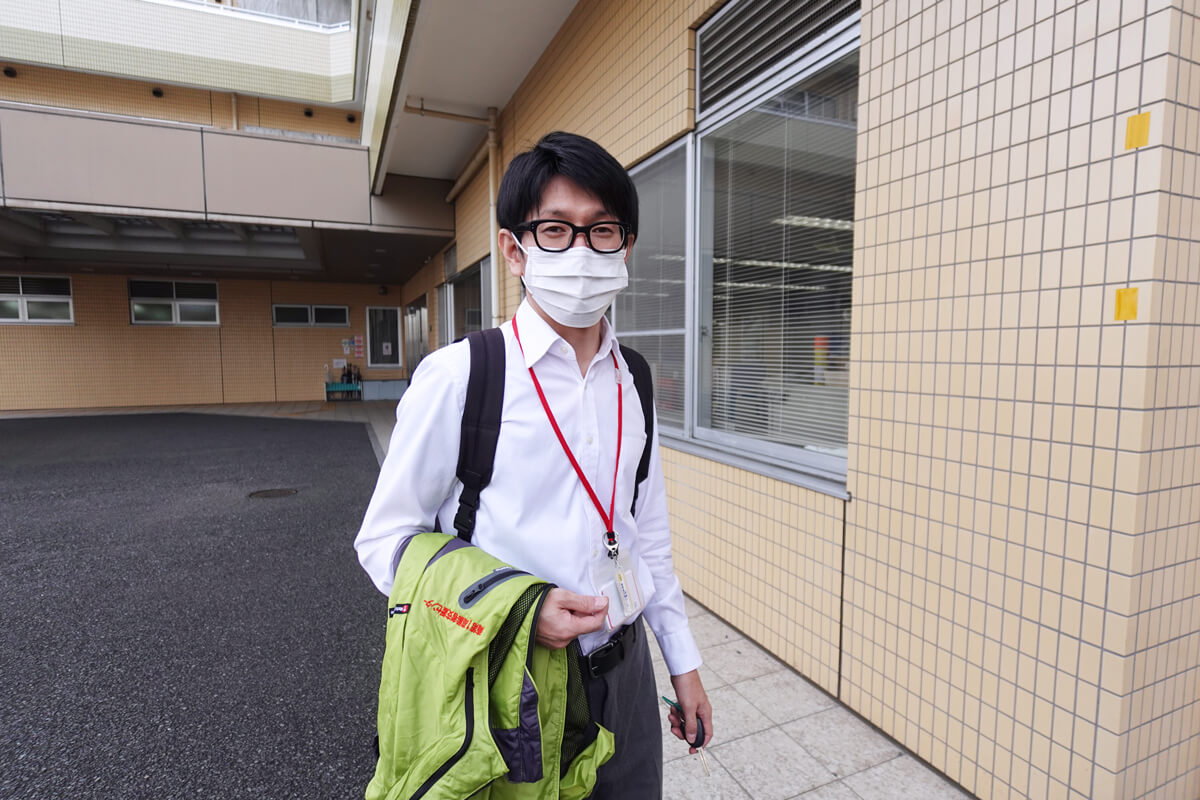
left=513, top=237, right=628, bottom=328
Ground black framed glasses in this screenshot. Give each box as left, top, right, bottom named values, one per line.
left=512, top=219, right=629, bottom=253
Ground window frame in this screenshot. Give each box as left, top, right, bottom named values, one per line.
left=615, top=135, right=693, bottom=436
left=670, top=14, right=861, bottom=496
left=129, top=279, right=220, bottom=326
left=366, top=305, right=402, bottom=369
left=0, top=275, right=74, bottom=325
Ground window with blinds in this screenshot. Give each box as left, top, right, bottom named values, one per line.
left=0, top=274, right=73, bottom=323
left=698, top=51, right=857, bottom=461
left=614, top=143, right=687, bottom=429
left=129, top=279, right=219, bottom=325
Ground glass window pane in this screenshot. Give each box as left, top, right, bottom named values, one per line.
left=403, top=296, right=428, bottom=375
left=274, top=305, right=311, bottom=325
left=175, top=282, right=218, bottom=300
left=129, top=280, right=173, bottom=299
left=0, top=298, right=19, bottom=319
left=26, top=300, right=71, bottom=321
left=178, top=303, right=218, bottom=323
left=0, top=276, right=19, bottom=295
left=132, top=302, right=174, bottom=322
left=313, top=306, right=348, bottom=326
left=699, top=52, right=857, bottom=457
left=452, top=270, right=482, bottom=338
left=21, top=277, right=71, bottom=296
left=616, top=145, right=688, bottom=428
left=369, top=308, right=400, bottom=366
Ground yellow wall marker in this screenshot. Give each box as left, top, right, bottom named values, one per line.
left=1126, top=112, right=1150, bottom=149
left=1115, top=287, right=1138, bottom=321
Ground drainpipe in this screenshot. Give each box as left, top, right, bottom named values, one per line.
left=486, top=107, right=500, bottom=329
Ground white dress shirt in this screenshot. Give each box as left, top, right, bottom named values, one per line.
left=356, top=299, right=701, bottom=676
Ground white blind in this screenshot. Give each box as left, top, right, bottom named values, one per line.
left=614, top=145, right=687, bottom=428
left=699, top=52, right=857, bottom=456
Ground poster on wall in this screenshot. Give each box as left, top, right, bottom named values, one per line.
left=341, top=338, right=350, bottom=355
left=354, top=334, right=364, bottom=357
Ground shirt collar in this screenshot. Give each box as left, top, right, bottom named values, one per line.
left=513, top=299, right=619, bottom=370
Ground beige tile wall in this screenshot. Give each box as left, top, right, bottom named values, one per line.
left=663, top=448, right=845, bottom=695
left=850, top=1, right=1196, bottom=798
left=1111, top=4, right=1200, bottom=797
left=0, top=274, right=407, bottom=411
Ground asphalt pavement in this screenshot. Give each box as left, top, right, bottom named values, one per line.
left=0, top=413, right=387, bottom=799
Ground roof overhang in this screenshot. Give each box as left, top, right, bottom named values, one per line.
left=374, top=0, right=578, bottom=185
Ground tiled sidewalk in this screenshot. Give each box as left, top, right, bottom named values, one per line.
left=652, top=599, right=967, bottom=800
left=4, top=400, right=970, bottom=799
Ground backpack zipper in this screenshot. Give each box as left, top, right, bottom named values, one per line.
left=458, top=567, right=529, bottom=608
left=409, top=667, right=475, bottom=799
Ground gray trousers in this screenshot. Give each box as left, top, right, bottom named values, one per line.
left=585, top=617, right=663, bottom=799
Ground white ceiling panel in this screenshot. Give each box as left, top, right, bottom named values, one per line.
left=383, top=0, right=577, bottom=180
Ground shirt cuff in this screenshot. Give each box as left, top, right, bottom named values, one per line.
left=655, top=625, right=702, bottom=677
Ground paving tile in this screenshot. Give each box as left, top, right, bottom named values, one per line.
left=652, top=647, right=728, bottom=694
left=704, top=684, right=776, bottom=743
left=703, top=638, right=787, bottom=684
left=790, top=780, right=863, bottom=800
left=663, top=751, right=752, bottom=800
left=783, top=706, right=901, bottom=778
left=734, top=669, right=836, bottom=725
left=683, top=594, right=710, bottom=617
left=711, top=728, right=837, bottom=800
left=842, top=754, right=968, bottom=800
left=659, top=713, right=692, bottom=764
left=688, top=612, right=746, bottom=649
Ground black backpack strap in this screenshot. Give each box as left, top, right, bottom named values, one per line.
left=454, top=328, right=506, bottom=542
left=619, top=344, right=655, bottom=516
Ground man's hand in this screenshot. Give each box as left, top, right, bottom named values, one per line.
left=534, top=588, right=608, bottom=649
left=668, top=670, right=712, bottom=752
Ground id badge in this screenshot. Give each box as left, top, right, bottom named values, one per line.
left=590, top=551, right=645, bottom=631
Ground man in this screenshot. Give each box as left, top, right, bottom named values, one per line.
left=356, top=131, right=712, bottom=797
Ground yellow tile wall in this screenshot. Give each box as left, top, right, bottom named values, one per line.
left=849, top=1, right=1197, bottom=798
left=0, top=274, right=407, bottom=411
left=269, top=280, right=406, bottom=400
left=0, top=62, right=362, bottom=138
left=216, top=278, right=275, bottom=403
left=458, top=0, right=722, bottom=320
left=0, top=273, right=223, bottom=409
left=453, top=168, right=492, bottom=269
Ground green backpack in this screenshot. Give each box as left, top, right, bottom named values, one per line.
left=367, top=532, right=614, bottom=800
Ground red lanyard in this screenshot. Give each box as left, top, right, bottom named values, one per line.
left=512, top=316, right=623, bottom=546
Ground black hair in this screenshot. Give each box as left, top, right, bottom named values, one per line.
left=496, top=131, right=638, bottom=237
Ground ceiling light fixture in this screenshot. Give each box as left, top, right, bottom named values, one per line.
left=772, top=215, right=854, bottom=231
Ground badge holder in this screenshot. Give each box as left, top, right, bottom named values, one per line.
left=591, top=531, right=645, bottom=631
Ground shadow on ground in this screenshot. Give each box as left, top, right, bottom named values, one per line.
left=0, top=414, right=386, bottom=799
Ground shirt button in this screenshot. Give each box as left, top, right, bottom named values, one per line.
left=559, top=344, right=568, bottom=354
left=587, top=435, right=594, bottom=445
